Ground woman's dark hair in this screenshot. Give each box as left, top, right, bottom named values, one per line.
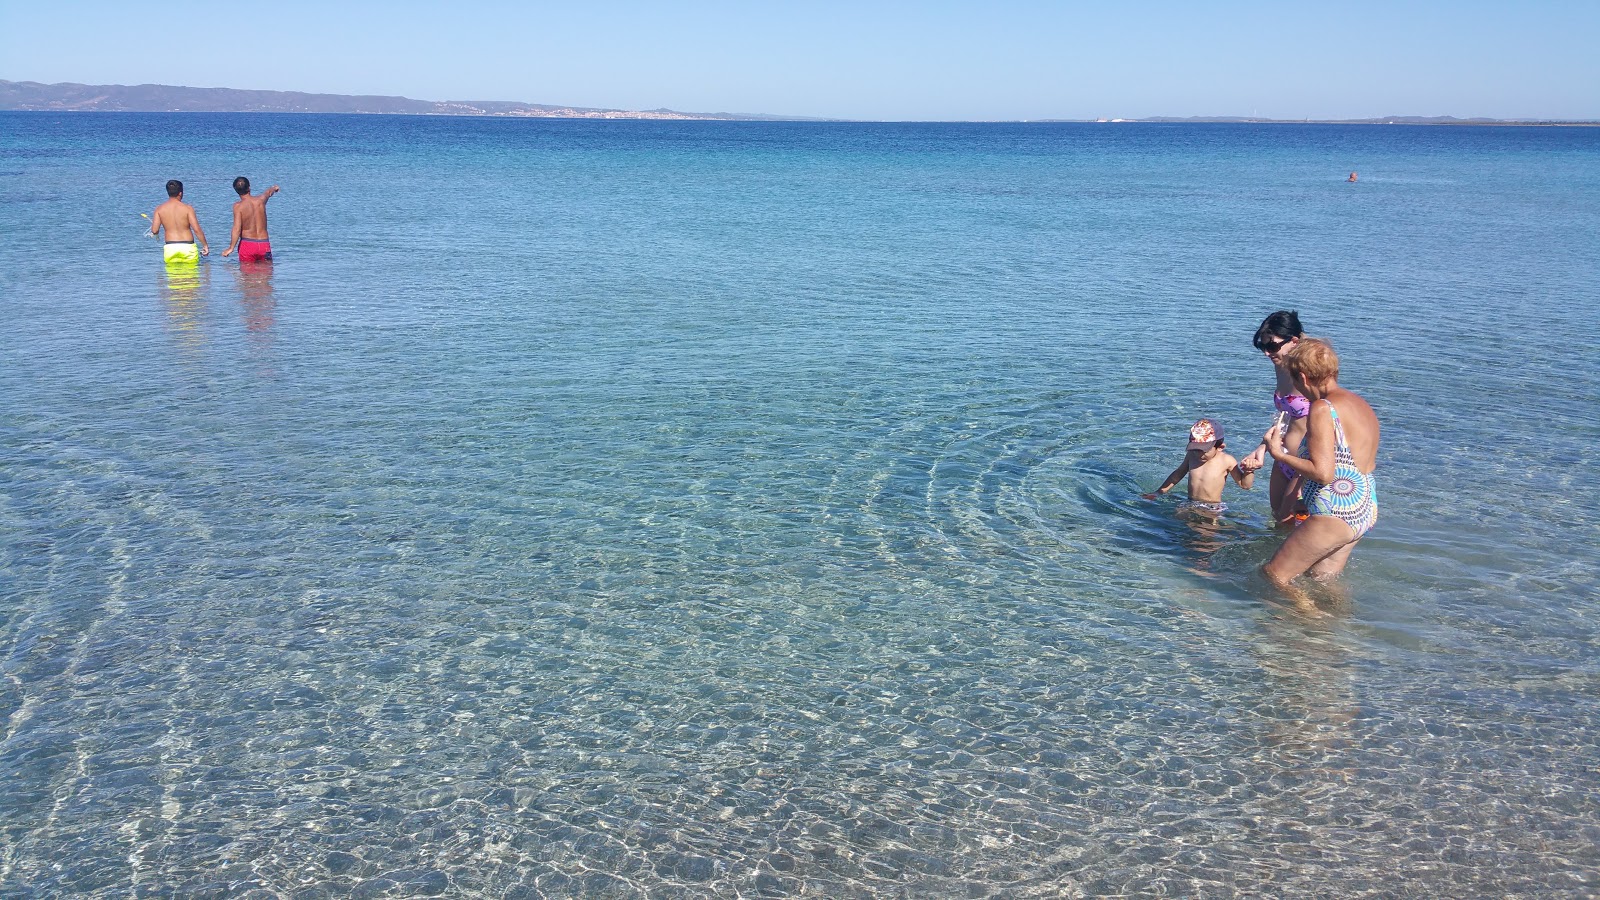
left=1252, top=310, right=1304, bottom=350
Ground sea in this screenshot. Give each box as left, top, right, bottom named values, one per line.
left=2, top=112, right=1598, bottom=897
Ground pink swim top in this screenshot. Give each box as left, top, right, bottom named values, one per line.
left=1274, top=391, right=1311, bottom=419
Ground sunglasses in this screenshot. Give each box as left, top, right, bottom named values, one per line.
left=1259, top=336, right=1295, bottom=355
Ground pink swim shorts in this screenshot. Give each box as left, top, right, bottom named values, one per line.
left=238, top=238, right=272, bottom=261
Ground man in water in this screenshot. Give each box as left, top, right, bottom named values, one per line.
left=222, top=176, right=280, bottom=261
left=149, top=179, right=209, bottom=263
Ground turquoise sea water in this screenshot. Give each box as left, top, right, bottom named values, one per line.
left=2, top=113, right=1599, bottom=896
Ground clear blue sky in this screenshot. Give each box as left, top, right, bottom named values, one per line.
left=2, top=1, right=1595, bottom=120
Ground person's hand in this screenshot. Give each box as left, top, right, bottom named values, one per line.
left=1237, top=445, right=1266, bottom=473
left=221, top=246, right=233, bottom=257
left=200, top=246, right=210, bottom=257
left=1262, top=426, right=1286, bottom=458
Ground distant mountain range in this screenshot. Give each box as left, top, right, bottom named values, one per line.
left=2, top=81, right=1592, bottom=125
left=0, top=80, right=805, bottom=121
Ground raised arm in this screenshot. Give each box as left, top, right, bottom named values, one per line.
left=264, top=185, right=280, bottom=201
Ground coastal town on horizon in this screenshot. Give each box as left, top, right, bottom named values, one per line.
left=2, top=79, right=1595, bottom=126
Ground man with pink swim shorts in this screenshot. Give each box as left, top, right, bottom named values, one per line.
left=222, top=176, right=279, bottom=262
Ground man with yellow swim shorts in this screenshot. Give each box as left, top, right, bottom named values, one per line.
left=149, top=179, right=209, bottom=263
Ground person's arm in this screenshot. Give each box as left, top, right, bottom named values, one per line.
left=1229, top=455, right=1255, bottom=490
left=1143, top=460, right=1190, bottom=500
left=223, top=203, right=242, bottom=257
left=149, top=208, right=160, bottom=237
left=1237, top=411, right=1286, bottom=474
left=1236, top=443, right=1266, bottom=473
left=1264, top=403, right=1335, bottom=483
left=263, top=185, right=280, bottom=202
left=188, top=207, right=209, bottom=255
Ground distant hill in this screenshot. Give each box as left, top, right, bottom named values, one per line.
left=6, top=81, right=1591, bottom=125
left=0, top=80, right=805, bottom=121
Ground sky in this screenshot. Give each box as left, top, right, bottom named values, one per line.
left=2, top=1, right=1595, bottom=121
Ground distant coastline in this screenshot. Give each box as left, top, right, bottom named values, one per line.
left=2, top=80, right=1594, bottom=125
left=1071, top=115, right=1599, bottom=127
left=0, top=80, right=819, bottom=121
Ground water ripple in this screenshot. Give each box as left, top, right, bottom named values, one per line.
left=2, top=115, right=1598, bottom=897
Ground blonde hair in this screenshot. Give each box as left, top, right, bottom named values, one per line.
left=1285, top=337, right=1339, bottom=383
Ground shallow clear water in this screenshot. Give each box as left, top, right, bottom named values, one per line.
left=2, top=113, right=1599, bottom=897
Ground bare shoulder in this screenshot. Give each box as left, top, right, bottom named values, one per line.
left=1330, top=389, right=1380, bottom=456
left=1309, top=397, right=1337, bottom=425
left=1332, top=388, right=1378, bottom=423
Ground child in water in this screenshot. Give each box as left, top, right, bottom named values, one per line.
left=1143, top=419, right=1255, bottom=513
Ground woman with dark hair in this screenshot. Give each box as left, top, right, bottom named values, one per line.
left=1237, top=310, right=1309, bottom=524
left=1262, top=338, right=1381, bottom=586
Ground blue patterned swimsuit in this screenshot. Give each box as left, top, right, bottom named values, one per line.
left=1300, top=400, right=1378, bottom=538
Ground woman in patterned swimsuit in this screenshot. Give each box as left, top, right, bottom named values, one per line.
left=1261, top=338, right=1381, bottom=587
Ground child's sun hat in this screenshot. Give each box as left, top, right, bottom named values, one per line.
left=1187, top=419, right=1224, bottom=450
